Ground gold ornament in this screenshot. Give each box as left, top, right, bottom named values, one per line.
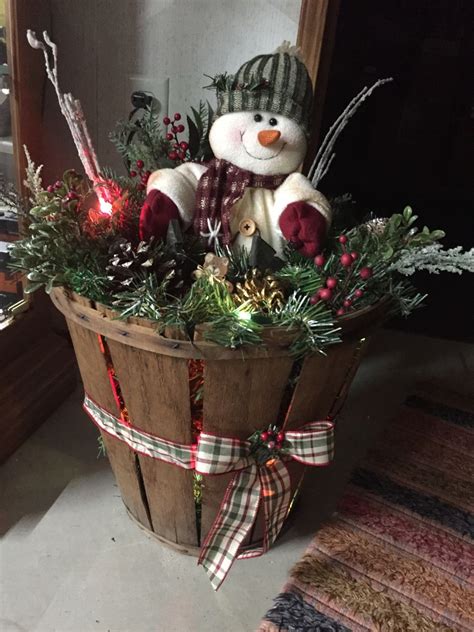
left=233, top=269, right=286, bottom=313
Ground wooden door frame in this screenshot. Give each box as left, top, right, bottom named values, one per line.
left=297, top=0, right=340, bottom=170
left=1, top=0, right=76, bottom=463
left=6, top=0, right=51, bottom=198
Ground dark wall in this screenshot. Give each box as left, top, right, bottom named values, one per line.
left=318, top=0, right=473, bottom=341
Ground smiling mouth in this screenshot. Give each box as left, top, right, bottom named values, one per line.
left=240, top=131, right=286, bottom=161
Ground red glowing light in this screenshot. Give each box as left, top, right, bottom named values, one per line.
left=98, top=196, right=113, bottom=215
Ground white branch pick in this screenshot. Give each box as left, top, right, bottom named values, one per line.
left=26, top=29, right=101, bottom=185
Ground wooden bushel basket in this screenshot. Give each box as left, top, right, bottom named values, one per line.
left=50, top=287, right=388, bottom=555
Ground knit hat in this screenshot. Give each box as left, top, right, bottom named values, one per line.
left=210, top=43, right=313, bottom=135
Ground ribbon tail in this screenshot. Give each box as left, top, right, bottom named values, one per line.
left=260, top=459, right=292, bottom=551
left=198, top=464, right=260, bottom=590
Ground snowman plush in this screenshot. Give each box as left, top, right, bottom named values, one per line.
left=140, top=45, right=332, bottom=259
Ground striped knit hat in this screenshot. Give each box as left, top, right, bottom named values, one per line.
left=213, top=44, right=313, bottom=135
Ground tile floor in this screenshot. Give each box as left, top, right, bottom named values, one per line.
left=1, top=330, right=473, bottom=632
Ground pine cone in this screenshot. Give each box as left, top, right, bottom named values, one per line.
left=106, top=238, right=184, bottom=293
left=365, top=217, right=389, bottom=235
left=233, top=269, right=286, bottom=313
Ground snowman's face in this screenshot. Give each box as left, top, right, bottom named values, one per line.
left=209, top=111, right=307, bottom=176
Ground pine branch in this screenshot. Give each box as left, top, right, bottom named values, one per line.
left=387, top=278, right=427, bottom=317
left=276, top=261, right=324, bottom=296
left=215, top=243, right=251, bottom=283
left=112, top=273, right=167, bottom=321
left=109, top=106, right=172, bottom=172
left=204, top=310, right=263, bottom=349
left=274, top=291, right=341, bottom=357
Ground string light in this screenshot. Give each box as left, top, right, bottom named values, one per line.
left=98, top=196, right=113, bottom=216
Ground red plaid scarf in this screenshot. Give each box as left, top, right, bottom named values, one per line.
left=194, top=159, right=286, bottom=245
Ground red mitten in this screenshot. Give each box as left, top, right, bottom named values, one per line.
left=139, top=189, right=180, bottom=241
left=279, top=202, right=327, bottom=258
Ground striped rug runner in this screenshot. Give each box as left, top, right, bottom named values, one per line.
left=259, top=383, right=474, bottom=631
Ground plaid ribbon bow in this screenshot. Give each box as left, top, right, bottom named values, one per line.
left=83, top=395, right=195, bottom=469
left=82, top=395, right=334, bottom=590
left=196, top=423, right=334, bottom=590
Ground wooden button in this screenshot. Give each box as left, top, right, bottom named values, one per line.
left=239, top=218, right=256, bottom=236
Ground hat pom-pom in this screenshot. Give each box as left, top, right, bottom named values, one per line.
left=274, top=40, right=304, bottom=60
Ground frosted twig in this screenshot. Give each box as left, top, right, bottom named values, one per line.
left=309, top=78, right=393, bottom=188
left=26, top=30, right=101, bottom=184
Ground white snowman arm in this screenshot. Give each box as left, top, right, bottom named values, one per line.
left=273, top=172, right=332, bottom=229
left=146, top=162, right=208, bottom=228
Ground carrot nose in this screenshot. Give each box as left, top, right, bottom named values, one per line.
left=258, top=130, right=281, bottom=146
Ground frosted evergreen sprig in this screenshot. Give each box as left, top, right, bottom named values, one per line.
left=23, top=145, right=44, bottom=205
left=391, top=244, right=474, bottom=276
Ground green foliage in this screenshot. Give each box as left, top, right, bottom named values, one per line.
left=204, top=310, right=264, bottom=349
left=110, top=105, right=173, bottom=172
left=204, top=72, right=271, bottom=93
left=215, top=243, right=251, bottom=283
left=110, top=100, right=214, bottom=171
left=64, top=266, right=112, bottom=304
left=11, top=130, right=465, bottom=357
left=186, top=101, right=215, bottom=162
left=99, top=167, right=145, bottom=208
left=387, top=279, right=427, bottom=318
left=273, top=207, right=446, bottom=323
left=161, top=275, right=236, bottom=337
left=159, top=272, right=339, bottom=356
left=97, top=435, right=107, bottom=458
left=112, top=273, right=167, bottom=321
left=274, top=292, right=341, bottom=357
left=203, top=72, right=235, bottom=93
left=276, top=259, right=324, bottom=297
left=8, top=175, right=113, bottom=297
left=348, top=206, right=445, bottom=264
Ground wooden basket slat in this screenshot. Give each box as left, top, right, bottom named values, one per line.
left=52, top=287, right=390, bottom=555
left=106, top=340, right=198, bottom=546
left=200, top=355, right=294, bottom=543
left=50, top=288, right=294, bottom=360
left=285, top=339, right=365, bottom=428
left=281, top=338, right=371, bottom=527
left=65, top=318, right=152, bottom=529
left=328, top=337, right=370, bottom=419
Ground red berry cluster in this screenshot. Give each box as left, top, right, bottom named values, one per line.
left=46, top=180, right=66, bottom=195
left=163, top=112, right=188, bottom=163
left=260, top=428, right=285, bottom=450
left=63, top=190, right=79, bottom=203
left=129, top=159, right=152, bottom=191
left=312, top=234, right=374, bottom=316
left=46, top=179, right=81, bottom=205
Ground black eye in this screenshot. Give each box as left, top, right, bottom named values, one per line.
left=254, top=113, right=263, bottom=122
left=269, top=117, right=278, bottom=126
